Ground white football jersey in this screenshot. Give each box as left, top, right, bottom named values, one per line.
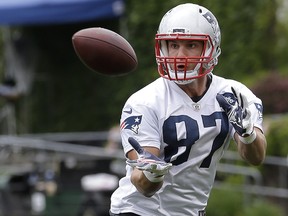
left=110, top=74, right=263, bottom=216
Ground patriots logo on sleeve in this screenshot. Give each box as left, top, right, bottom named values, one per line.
left=120, top=115, right=142, bottom=134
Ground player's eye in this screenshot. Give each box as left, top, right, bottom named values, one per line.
left=187, top=43, right=196, bottom=49
left=168, top=42, right=179, bottom=49
left=188, top=41, right=204, bottom=49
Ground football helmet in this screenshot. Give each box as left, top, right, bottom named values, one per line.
left=155, top=3, right=221, bottom=84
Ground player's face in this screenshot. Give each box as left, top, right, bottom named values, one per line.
left=167, top=40, right=204, bottom=71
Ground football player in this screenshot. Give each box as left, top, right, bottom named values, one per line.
left=110, top=3, right=267, bottom=216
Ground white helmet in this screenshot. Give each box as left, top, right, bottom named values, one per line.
left=155, top=3, right=221, bottom=85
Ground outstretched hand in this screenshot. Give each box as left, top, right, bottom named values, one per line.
left=216, top=87, right=256, bottom=144
left=126, top=137, right=172, bottom=182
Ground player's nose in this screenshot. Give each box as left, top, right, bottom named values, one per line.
left=174, top=47, right=188, bottom=70
left=176, top=45, right=189, bottom=57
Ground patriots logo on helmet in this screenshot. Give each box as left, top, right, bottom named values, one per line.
left=202, top=11, right=221, bottom=45
left=121, top=115, right=142, bottom=134
left=202, top=11, right=217, bottom=31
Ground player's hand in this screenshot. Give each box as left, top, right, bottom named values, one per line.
left=126, top=137, right=172, bottom=182
left=216, top=87, right=256, bottom=144
left=127, top=157, right=172, bottom=175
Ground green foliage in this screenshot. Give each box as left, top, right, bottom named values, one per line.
left=205, top=0, right=279, bottom=80
left=236, top=200, right=285, bottom=216
left=275, top=0, right=288, bottom=67
left=207, top=188, right=285, bottom=216
left=206, top=189, right=243, bottom=216
left=265, top=114, right=288, bottom=156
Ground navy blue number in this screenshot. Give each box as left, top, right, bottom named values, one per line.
left=163, top=115, right=199, bottom=165
left=200, top=112, right=229, bottom=168
left=163, top=112, right=228, bottom=168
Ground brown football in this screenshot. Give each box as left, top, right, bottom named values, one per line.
left=72, top=27, right=137, bottom=76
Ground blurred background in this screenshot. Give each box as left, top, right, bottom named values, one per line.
left=0, top=0, right=287, bottom=215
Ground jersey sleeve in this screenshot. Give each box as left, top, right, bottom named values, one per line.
left=119, top=95, right=161, bottom=157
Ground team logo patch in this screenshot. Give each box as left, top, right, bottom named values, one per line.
left=120, top=115, right=142, bottom=134
left=221, top=92, right=237, bottom=105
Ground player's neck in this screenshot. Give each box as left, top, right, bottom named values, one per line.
left=178, top=75, right=212, bottom=100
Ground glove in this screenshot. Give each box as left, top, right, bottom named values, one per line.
left=126, top=137, right=172, bottom=182
left=216, top=87, right=256, bottom=144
